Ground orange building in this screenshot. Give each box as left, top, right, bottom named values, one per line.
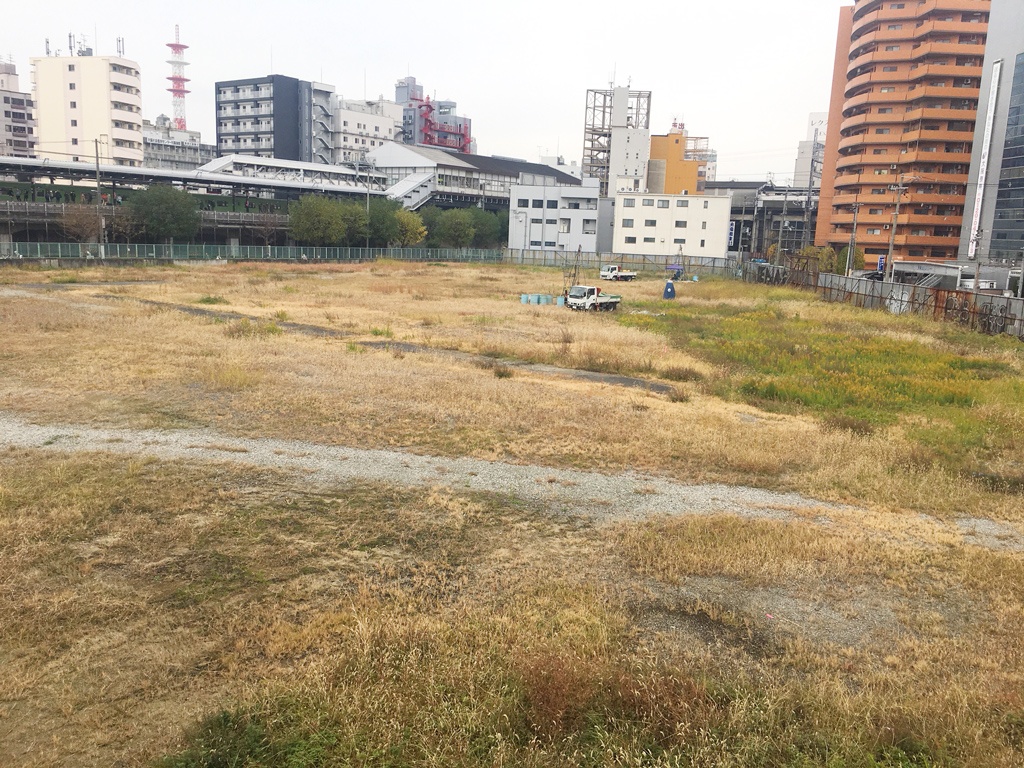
left=649, top=122, right=710, bottom=195
left=816, top=0, right=991, bottom=263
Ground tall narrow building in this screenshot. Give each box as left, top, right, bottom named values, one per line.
left=816, top=0, right=991, bottom=263
left=957, top=0, right=1024, bottom=266
left=31, top=52, right=144, bottom=166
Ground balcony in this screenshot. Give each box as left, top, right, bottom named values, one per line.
left=847, top=49, right=910, bottom=77
left=907, top=63, right=983, bottom=82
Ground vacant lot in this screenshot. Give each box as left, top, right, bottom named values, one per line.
left=0, top=260, right=1022, bottom=766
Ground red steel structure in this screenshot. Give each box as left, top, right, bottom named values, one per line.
left=816, top=0, right=991, bottom=262
left=165, top=25, right=190, bottom=131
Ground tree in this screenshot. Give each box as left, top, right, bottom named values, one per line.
left=61, top=205, right=102, bottom=243
left=109, top=207, right=142, bottom=245
left=418, top=206, right=443, bottom=247
left=836, top=245, right=866, bottom=272
left=289, top=195, right=346, bottom=246
left=127, top=184, right=200, bottom=243
left=435, top=209, right=475, bottom=248
left=368, top=198, right=401, bottom=247
left=469, top=207, right=501, bottom=249
left=394, top=208, right=427, bottom=246
left=338, top=202, right=369, bottom=247
left=800, top=245, right=837, bottom=273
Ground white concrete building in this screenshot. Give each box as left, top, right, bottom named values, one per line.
left=583, top=87, right=651, bottom=198
left=333, top=98, right=402, bottom=163
left=793, top=113, right=827, bottom=189
left=143, top=114, right=215, bottom=170
left=612, top=191, right=732, bottom=259
left=508, top=179, right=600, bottom=252
left=0, top=63, right=37, bottom=157
left=31, top=54, right=143, bottom=166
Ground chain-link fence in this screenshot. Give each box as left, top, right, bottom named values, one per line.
left=0, top=241, right=503, bottom=263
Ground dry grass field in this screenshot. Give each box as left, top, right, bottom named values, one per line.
left=0, top=260, right=1022, bottom=766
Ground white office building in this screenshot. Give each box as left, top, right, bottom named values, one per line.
left=612, top=191, right=732, bottom=258
left=508, top=179, right=600, bottom=252
left=31, top=53, right=143, bottom=166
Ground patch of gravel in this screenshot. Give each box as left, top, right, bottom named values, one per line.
left=3, top=411, right=1021, bottom=554
left=0, top=411, right=833, bottom=525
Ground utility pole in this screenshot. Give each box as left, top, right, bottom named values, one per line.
left=776, top=189, right=789, bottom=266
left=801, top=127, right=819, bottom=253
left=846, top=202, right=861, bottom=277
left=94, top=138, right=105, bottom=257
left=884, top=174, right=909, bottom=284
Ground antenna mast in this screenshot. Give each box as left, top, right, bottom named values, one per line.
left=165, top=25, right=190, bottom=130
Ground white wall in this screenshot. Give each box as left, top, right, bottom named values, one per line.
left=509, top=183, right=600, bottom=253
left=611, top=191, right=732, bottom=258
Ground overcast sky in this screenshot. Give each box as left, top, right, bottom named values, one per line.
left=3, top=1, right=850, bottom=182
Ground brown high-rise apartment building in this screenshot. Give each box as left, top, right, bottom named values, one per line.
left=816, top=0, right=991, bottom=264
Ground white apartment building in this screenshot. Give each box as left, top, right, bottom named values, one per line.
left=31, top=54, right=143, bottom=166
left=509, top=180, right=600, bottom=252
left=334, top=98, right=402, bottom=162
left=0, top=63, right=37, bottom=157
left=612, top=191, right=732, bottom=258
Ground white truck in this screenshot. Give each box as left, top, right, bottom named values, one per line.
left=600, top=265, right=638, bottom=281
left=565, top=285, right=622, bottom=312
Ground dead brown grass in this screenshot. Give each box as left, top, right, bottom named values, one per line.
left=1, top=268, right=1019, bottom=521
left=1, top=262, right=1023, bottom=765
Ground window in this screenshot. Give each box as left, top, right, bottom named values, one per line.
left=673, top=238, right=686, bottom=244
left=559, top=220, right=570, bottom=233
left=547, top=200, right=558, bottom=209
left=545, top=219, right=556, bottom=225
left=887, top=24, right=903, bottom=30
left=872, top=148, right=886, bottom=154
left=676, top=200, right=689, bottom=208
left=644, top=219, right=657, bottom=227
left=69, top=101, right=77, bottom=108
left=657, top=200, right=669, bottom=208
left=880, top=87, right=896, bottom=93
left=643, top=237, right=656, bottom=243
left=544, top=242, right=556, bottom=247
left=874, top=169, right=889, bottom=175
left=891, top=3, right=905, bottom=8
left=530, top=240, right=542, bottom=247
left=885, top=45, right=900, bottom=51
left=875, top=128, right=891, bottom=134
left=531, top=218, right=542, bottom=224
left=517, top=199, right=528, bottom=207
left=700, top=239, right=706, bottom=248
left=68, top=64, right=75, bottom=72
left=867, top=228, right=882, bottom=235
left=642, top=199, right=654, bottom=206
left=71, top=138, right=78, bottom=145
left=622, top=219, right=634, bottom=228
left=625, top=236, right=637, bottom=244
left=69, top=83, right=76, bottom=90
left=701, top=221, right=707, bottom=230
left=583, top=220, right=597, bottom=234
left=703, top=200, right=709, bottom=209
left=883, top=66, right=898, bottom=72
left=869, top=208, right=884, bottom=215
left=675, top=220, right=687, bottom=228
left=532, top=200, right=543, bottom=208
left=622, top=198, right=635, bottom=207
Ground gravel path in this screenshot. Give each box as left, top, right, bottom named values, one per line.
left=0, top=411, right=833, bottom=524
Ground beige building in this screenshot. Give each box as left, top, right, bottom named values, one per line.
left=31, top=54, right=143, bottom=166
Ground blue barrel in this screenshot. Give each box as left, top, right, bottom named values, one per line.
left=663, top=280, right=676, bottom=300
left=521, top=293, right=529, bottom=304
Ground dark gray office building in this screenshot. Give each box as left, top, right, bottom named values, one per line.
left=215, top=75, right=332, bottom=162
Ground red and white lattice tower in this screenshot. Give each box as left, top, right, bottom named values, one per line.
left=165, top=25, right=190, bottom=130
